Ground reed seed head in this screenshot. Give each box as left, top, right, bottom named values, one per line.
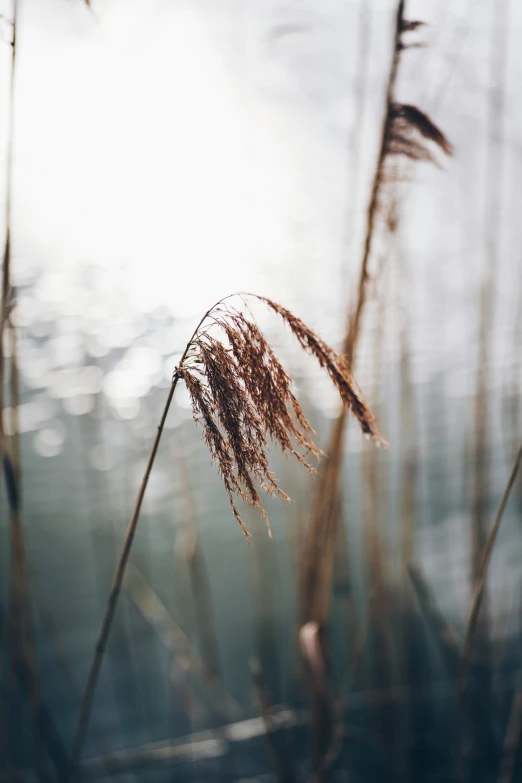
left=177, top=294, right=386, bottom=538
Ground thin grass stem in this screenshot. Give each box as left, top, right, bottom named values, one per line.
left=460, top=444, right=522, bottom=705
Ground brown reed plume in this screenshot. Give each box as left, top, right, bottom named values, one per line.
left=178, top=296, right=385, bottom=538
left=68, top=292, right=384, bottom=781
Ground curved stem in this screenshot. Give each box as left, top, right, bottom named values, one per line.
left=68, top=298, right=227, bottom=781
left=459, top=444, right=522, bottom=706
left=68, top=379, right=177, bottom=781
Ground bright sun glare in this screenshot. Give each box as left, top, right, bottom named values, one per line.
left=12, top=2, right=283, bottom=318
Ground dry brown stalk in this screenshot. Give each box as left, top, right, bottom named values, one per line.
left=298, top=6, right=453, bottom=778
left=300, top=0, right=453, bottom=629
left=363, top=284, right=387, bottom=624
left=340, top=0, right=371, bottom=296
left=68, top=292, right=383, bottom=781
left=299, top=622, right=337, bottom=783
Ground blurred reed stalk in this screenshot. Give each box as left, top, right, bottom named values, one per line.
left=299, top=621, right=337, bottom=783
left=250, top=659, right=297, bottom=783
left=68, top=370, right=180, bottom=783
left=331, top=502, right=362, bottom=692
left=502, top=284, right=522, bottom=510
left=176, top=454, right=230, bottom=722
left=0, top=0, right=16, bottom=455
left=498, top=669, right=522, bottom=783
left=300, top=0, right=453, bottom=627
left=30, top=571, right=119, bottom=780
left=299, top=0, right=403, bottom=775
left=470, top=0, right=509, bottom=674
left=300, top=0, right=403, bottom=651
left=0, top=2, right=44, bottom=777
left=407, top=567, right=461, bottom=673
left=363, top=280, right=388, bottom=643
left=248, top=500, right=284, bottom=709
left=75, top=389, right=147, bottom=749
left=398, top=253, right=416, bottom=586
left=363, top=263, right=405, bottom=775
left=460, top=444, right=522, bottom=706
left=299, top=1, right=453, bottom=775
left=394, top=224, right=420, bottom=783
left=68, top=293, right=382, bottom=781
left=458, top=444, right=521, bottom=782
left=122, top=562, right=238, bottom=730
left=458, top=7, right=510, bottom=774
left=0, top=606, right=69, bottom=781
left=174, top=464, right=242, bottom=782
left=339, top=0, right=371, bottom=296
left=514, top=295, right=522, bottom=513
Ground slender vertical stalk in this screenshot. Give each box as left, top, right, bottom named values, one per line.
left=1, top=2, right=43, bottom=776
left=460, top=444, right=522, bottom=704
left=0, top=0, right=16, bottom=454
left=470, top=0, right=508, bottom=635
left=299, top=5, right=405, bottom=777
left=498, top=670, right=522, bottom=783
left=363, top=271, right=399, bottom=769
left=251, top=659, right=296, bottom=783
left=339, top=0, right=372, bottom=296
left=68, top=378, right=178, bottom=780
left=76, top=378, right=146, bottom=747
left=301, top=0, right=404, bottom=631
left=69, top=297, right=219, bottom=779
left=363, top=287, right=387, bottom=622
left=398, top=259, right=416, bottom=579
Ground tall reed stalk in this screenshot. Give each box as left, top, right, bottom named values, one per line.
left=339, top=0, right=371, bottom=296
left=177, top=455, right=228, bottom=719
left=68, top=293, right=383, bottom=780
left=300, top=0, right=454, bottom=626
left=460, top=444, right=522, bottom=705
left=1, top=2, right=44, bottom=776
left=298, top=4, right=453, bottom=776
left=470, top=0, right=509, bottom=669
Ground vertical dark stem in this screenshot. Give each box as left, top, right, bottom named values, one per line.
left=0, top=0, right=17, bottom=445
left=1, top=2, right=44, bottom=776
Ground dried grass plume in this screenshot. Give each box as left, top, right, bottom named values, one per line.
left=176, top=293, right=386, bottom=538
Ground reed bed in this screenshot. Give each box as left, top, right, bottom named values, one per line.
left=1, top=1, right=522, bottom=783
